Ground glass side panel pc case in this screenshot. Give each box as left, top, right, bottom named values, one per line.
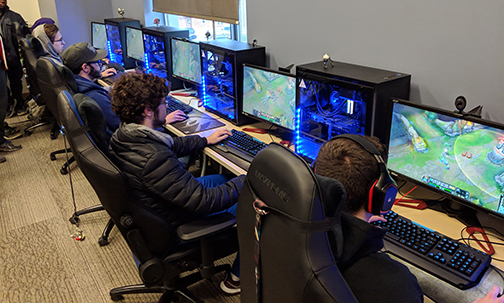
left=105, top=23, right=123, bottom=66
left=200, top=40, right=266, bottom=126
left=171, top=37, right=201, bottom=85
left=242, top=64, right=296, bottom=131
left=125, top=26, right=144, bottom=64
left=142, top=26, right=189, bottom=89
left=91, top=22, right=107, bottom=51
left=295, top=61, right=411, bottom=162
left=104, top=18, right=141, bottom=69
left=143, top=30, right=168, bottom=79
left=388, top=99, right=504, bottom=227
left=295, top=74, right=373, bottom=161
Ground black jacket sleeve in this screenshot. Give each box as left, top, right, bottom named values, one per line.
left=171, top=135, right=207, bottom=157
left=142, top=148, right=245, bottom=215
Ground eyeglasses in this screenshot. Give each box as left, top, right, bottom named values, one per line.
left=54, top=37, right=64, bottom=43
left=87, top=60, right=103, bottom=66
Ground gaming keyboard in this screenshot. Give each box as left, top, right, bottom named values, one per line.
left=373, top=211, right=491, bottom=289
left=166, top=96, right=194, bottom=114
left=214, top=129, right=269, bottom=162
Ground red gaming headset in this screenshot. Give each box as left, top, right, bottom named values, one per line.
left=328, top=134, right=398, bottom=215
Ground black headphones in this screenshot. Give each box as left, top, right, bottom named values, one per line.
left=328, top=134, right=398, bottom=215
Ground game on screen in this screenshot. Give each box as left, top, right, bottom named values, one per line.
left=388, top=102, right=504, bottom=215
left=242, top=66, right=296, bottom=130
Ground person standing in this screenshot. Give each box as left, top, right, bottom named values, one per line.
left=0, top=32, right=22, bottom=159
left=0, top=0, right=30, bottom=117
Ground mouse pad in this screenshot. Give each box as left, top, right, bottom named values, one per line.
left=170, top=109, right=225, bottom=134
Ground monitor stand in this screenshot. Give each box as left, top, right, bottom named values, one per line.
left=267, top=127, right=294, bottom=142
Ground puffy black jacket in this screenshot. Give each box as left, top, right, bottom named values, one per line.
left=109, top=123, right=245, bottom=227
left=0, top=7, right=29, bottom=63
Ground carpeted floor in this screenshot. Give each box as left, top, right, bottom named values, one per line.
left=0, top=114, right=240, bottom=303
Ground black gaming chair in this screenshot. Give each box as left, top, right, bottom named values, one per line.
left=18, top=35, right=53, bottom=135
left=36, top=57, right=78, bottom=174
left=236, top=143, right=358, bottom=303
left=57, top=90, right=239, bottom=302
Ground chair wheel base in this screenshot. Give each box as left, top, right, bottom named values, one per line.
left=50, top=154, right=56, bottom=161
left=24, top=130, right=32, bottom=136
left=69, top=215, right=80, bottom=225
left=60, top=167, right=68, bottom=175
left=98, top=236, right=109, bottom=246
left=110, top=294, right=123, bottom=301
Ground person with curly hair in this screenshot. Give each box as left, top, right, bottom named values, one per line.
left=108, top=72, right=244, bottom=229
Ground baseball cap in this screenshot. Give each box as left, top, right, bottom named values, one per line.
left=61, top=42, right=108, bottom=71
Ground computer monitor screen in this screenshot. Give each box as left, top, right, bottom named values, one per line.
left=388, top=99, right=504, bottom=217
left=143, top=32, right=167, bottom=79
left=242, top=64, right=296, bottom=130
left=295, top=75, right=369, bottom=161
left=125, top=26, right=144, bottom=62
left=171, top=38, right=201, bottom=85
left=91, top=22, right=107, bottom=50
left=105, top=23, right=123, bottom=65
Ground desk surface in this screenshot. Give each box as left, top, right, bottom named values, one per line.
left=164, top=92, right=289, bottom=176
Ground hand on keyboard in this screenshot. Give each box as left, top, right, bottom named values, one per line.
left=166, top=110, right=187, bottom=124
left=206, top=129, right=232, bottom=145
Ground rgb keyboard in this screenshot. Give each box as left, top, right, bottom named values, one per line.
left=166, top=96, right=194, bottom=114
left=214, top=129, right=268, bottom=162
left=373, top=211, right=491, bottom=289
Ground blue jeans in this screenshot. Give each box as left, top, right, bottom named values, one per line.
left=197, top=174, right=239, bottom=277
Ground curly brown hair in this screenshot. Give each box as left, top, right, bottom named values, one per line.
left=111, top=73, right=171, bottom=124
left=315, top=136, right=387, bottom=214
left=44, top=24, right=59, bottom=43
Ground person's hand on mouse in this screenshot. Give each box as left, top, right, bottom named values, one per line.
left=165, top=110, right=186, bottom=124
left=473, top=286, right=504, bottom=303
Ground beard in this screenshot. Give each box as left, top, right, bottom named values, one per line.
left=89, top=64, right=102, bottom=79
left=152, top=106, right=166, bottom=129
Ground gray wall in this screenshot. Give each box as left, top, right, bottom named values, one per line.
left=247, top=0, right=504, bottom=123
left=54, top=0, right=113, bottom=47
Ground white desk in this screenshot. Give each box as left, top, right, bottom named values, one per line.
left=164, top=92, right=288, bottom=176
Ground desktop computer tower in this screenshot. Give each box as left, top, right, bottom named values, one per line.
left=200, top=40, right=266, bottom=126
left=142, top=26, right=189, bottom=90
left=104, top=18, right=141, bottom=69
left=296, top=61, right=410, bottom=160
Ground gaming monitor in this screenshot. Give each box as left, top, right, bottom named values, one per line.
left=387, top=99, right=504, bottom=226
left=91, top=22, right=107, bottom=50
left=105, top=23, right=123, bottom=66
left=242, top=64, right=296, bottom=131
left=125, top=26, right=144, bottom=62
left=171, top=37, right=201, bottom=85
left=143, top=31, right=168, bottom=79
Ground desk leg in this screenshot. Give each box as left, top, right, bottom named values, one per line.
left=200, top=153, right=207, bottom=177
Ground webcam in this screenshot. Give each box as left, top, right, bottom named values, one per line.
left=454, top=96, right=467, bottom=112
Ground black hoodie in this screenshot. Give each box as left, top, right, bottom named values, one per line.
left=323, top=194, right=424, bottom=303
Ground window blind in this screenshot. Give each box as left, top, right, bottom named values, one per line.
left=153, top=0, right=239, bottom=24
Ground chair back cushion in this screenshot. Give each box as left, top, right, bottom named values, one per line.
left=19, top=36, right=44, bottom=104
left=36, top=57, right=76, bottom=124
left=56, top=90, right=175, bottom=258
left=73, top=94, right=108, bottom=153
left=237, top=143, right=357, bottom=303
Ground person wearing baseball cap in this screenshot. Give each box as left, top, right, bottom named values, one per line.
left=61, top=42, right=120, bottom=141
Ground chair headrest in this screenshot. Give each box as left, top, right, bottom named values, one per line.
left=24, top=34, right=46, bottom=57
left=73, top=93, right=108, bottom=153
left=58, top=64, right=78, bottom=93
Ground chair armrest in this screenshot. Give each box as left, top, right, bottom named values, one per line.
left=177, top=212, right=236, bottom=242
